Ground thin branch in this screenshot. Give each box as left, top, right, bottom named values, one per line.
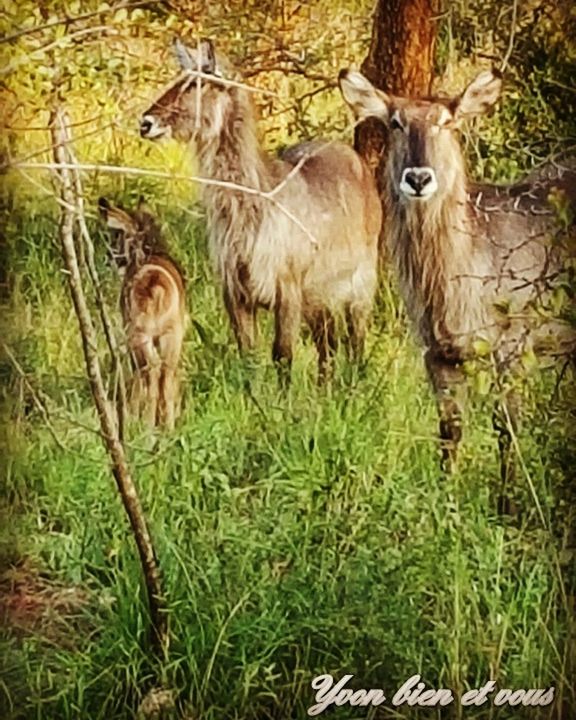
left=149, top=68, right=280, bottom=100
left=265, top=84, right=332, bottom=119
left=1, top=342, right=69, bottom=453
left=2, top=26, right=119, bottom=76
left=0, top=0, right=159, bottom=45
left=12, top=120, right=117, bottom=171
left=50, top=108, right=168, bottom=657
left=3, top=113, right=111, bottom=132
left=61, top=122, right=129, bottom=440
left=12, top=160, right=320, bottom=247
left=42, top=399, right=174, bottom=459
left=551, top=358, right=570, bottom=404
left=500, top=0, right=518, bottom=73
left=11, top=160, right=255, bottom=190
left=500, top=386, right=548, bottom=529
left=13, top=166, right=77, bottom=213
left=266, top=137, right=339, bottom=199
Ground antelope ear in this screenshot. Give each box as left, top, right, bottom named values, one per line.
left=98, top=197, right=110, bottom=213
left=98, top=198, right=135, bottom=233
left=136, top=196, right=156, bottom=225
left=198, top=39, right=217, bottom=74
left=137, top=196, right=153, bottom=214
left=173, top=37, right=219, bottom=75
left=173, top=37, right=195, bottom=71
left=455, top=69, right=502, bottom=119
left=338, top=69, right=391, bottom=121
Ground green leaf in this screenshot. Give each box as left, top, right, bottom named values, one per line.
left=473, top=369, right=492, bottom=396
left=472, top=338, right=492, bottom=357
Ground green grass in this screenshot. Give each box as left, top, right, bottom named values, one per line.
left=1, top=198, right=575, bottom=720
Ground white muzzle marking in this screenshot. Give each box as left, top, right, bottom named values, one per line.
left=399, top=166, right=438, bottom=200
left=140, top=115, right=171, bottom=140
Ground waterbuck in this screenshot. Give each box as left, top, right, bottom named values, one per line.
left=139, top=39, right=381, bottom=383
left=339, top=68, right=575, bottom=499
left=99, top=198, right=187, bottom=429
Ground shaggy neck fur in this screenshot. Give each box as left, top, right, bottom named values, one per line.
left=195, top=89, right=273, bottom=302
left=386, top=163, right=491, bottom=357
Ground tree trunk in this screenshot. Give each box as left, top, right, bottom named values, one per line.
left=355, top=0, right=438, bottom=172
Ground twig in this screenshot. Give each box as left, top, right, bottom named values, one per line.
left=265, top=84, right=332, bottom=118
left=60, top=125, right=128, bottom=438
left=268, top=154, right=311, bottom=197
left=12, top=160, right=320, bottom=247
left=501, top=398, right=547, bottom=528
left=12, top=120, right=117, bottom=167
left=4, top=113, right=111, bottom=132
left=491, top=354, right=548, bottom=529
left=1, top=341, right=69, bottom=453
left=0, top=0, right=158, bottom=45
left=551, top=358, right=570, bottom=404
left=2, top=26, right=120, bottom=76
left=500, top=0, right=518, bottom=73
left=50, top=108, right=168, bottom=658
left=150, top=69, right=280, bottom=101
left=14, top=166, right=77, bottom=213
left=266, top=138, right=338, bottom=198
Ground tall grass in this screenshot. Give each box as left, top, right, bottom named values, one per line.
left=1, top=184, right=574, bottom=719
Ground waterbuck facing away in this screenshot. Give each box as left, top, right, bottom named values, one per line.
left=339, top=68, right=575, bottom=499
left=99, top=198, right=187, bottom=429
left=139, top=39, right=381, bottom=383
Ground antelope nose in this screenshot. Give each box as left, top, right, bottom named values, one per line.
left=139, top=117, right=153, bottom=137
left=405, top=169, right=433, bottom=193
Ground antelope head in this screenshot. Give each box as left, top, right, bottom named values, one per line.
left=98, top=197, right=162, bottom=269
left=140, top=38, right=233, bottom=144
left=338, top=68, right=502, bottom=202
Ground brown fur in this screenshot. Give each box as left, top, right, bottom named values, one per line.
left=140, top=40, right=381, bottom=383
left=99, top=198, right=187, bottom=429
left=340, top=69, right=575, bottom=499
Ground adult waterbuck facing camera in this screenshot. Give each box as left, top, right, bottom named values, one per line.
left=339, top=68, right=575, bottom=500
left=99, top=198, right=187, bottom=429
left=139, top=39, right=381, bottom=383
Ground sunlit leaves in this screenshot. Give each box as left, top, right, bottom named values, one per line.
left=440, top=0, right=575, bottom=181
left=472, top=337, right=492, bottom=358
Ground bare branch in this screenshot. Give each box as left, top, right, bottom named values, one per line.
left=500, top=0, right=519, bottom=73
left=1, top=341, right=69, bottom=453
left=60, top=124, right=128, bottom=438
left=0, top=0, right=159, bottom=45
left=2, top=26, right=120, bottom=76
left=147, top=69, right=280, bottom=106
left=50, top=108, right=168, bottom=658
left=13, top=160, right=320, bottom=247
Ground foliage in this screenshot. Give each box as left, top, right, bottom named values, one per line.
left=437, top=0, right=576, bottom=180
